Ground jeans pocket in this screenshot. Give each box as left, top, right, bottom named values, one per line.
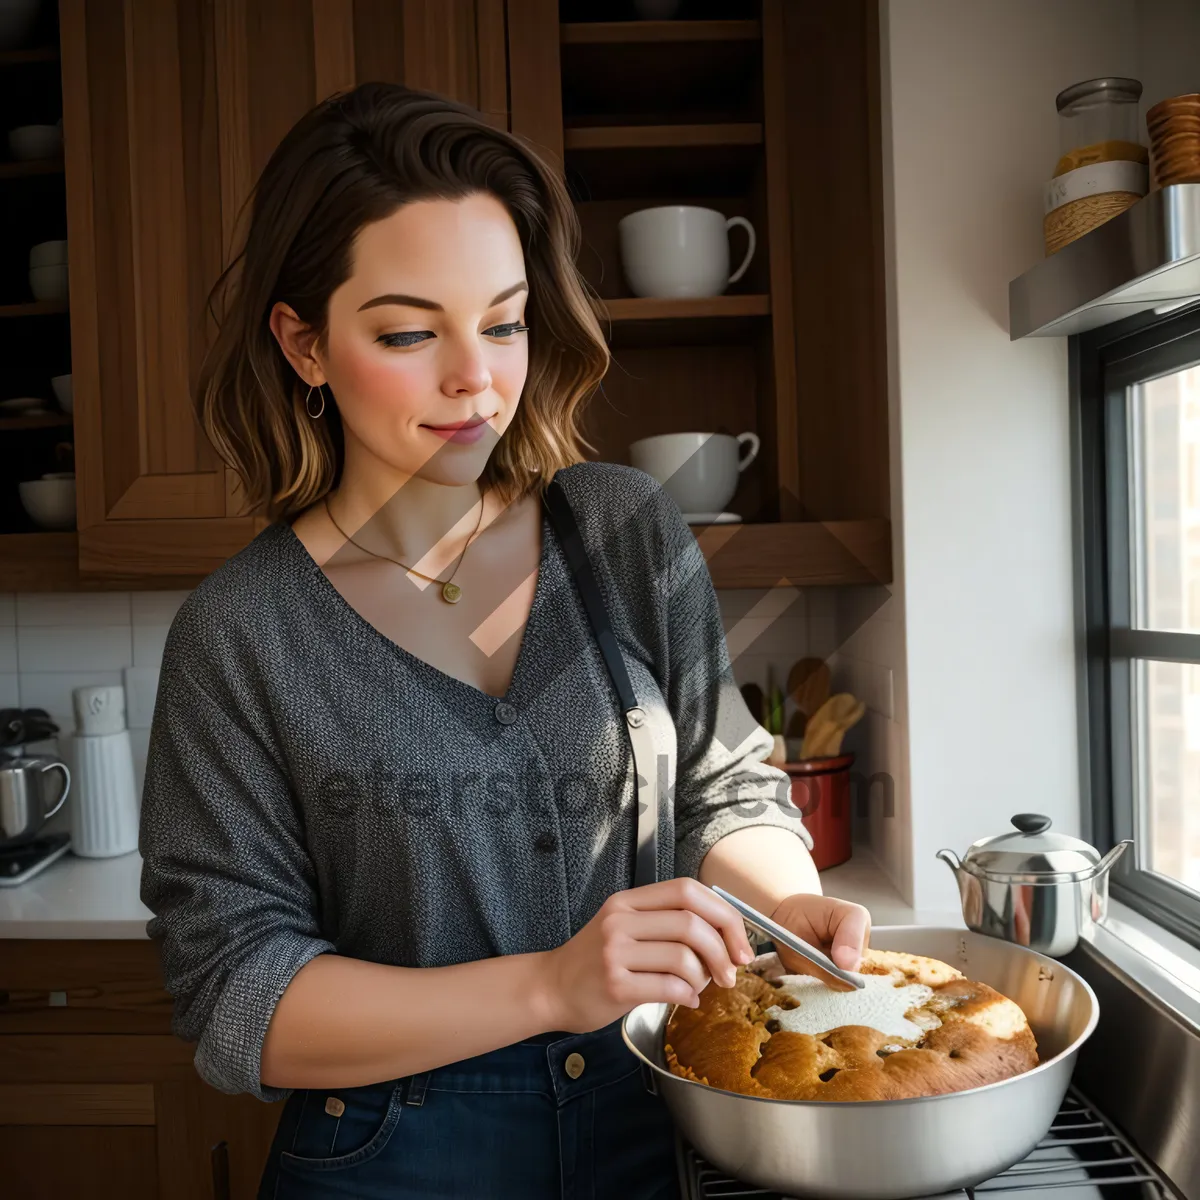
left=280, top=1080, right=405, bottom=1172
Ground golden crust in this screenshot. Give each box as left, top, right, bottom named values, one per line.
left=663, top=948, right=1038, bottom=1102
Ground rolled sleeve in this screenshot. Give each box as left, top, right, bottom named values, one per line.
left=653, top=485, right=814, bottom=882
left=139, top=630, right=335, bottom=1102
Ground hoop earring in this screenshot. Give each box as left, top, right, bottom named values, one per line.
left=305, top=383, right=325, bottom=420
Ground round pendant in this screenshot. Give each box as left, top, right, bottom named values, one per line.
left=441, top=580, right=463, bottom=604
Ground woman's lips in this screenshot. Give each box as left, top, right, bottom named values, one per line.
left=422, top=416, right=493, bottom=445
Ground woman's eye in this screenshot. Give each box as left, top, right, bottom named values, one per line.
left=378, top=330, right=433, bottom=348
left=484, top=322, right=530, bottom=339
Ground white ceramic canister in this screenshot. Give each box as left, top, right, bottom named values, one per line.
left=66, top=729, right=139, bottom=857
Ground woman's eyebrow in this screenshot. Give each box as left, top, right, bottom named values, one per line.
left=358, top=281, right=528, bottom=313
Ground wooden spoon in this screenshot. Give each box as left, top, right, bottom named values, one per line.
left=800, top=693, right=866, bottom=759
left=787, top=657, right=831, bottom=719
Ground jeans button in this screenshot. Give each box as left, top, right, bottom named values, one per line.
left=564, top=1052, right=585, bottom=1079
left=494, top=701, right=517, bottom=725
left=535, top=831, right=557, bottom=852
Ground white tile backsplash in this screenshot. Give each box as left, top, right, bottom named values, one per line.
left=131, top=590, right=190, bottom=625
left=725, top=615, right=806, bottom=662
left=123, top=666, right=161, bottom=729
left=130, top=725, right=151, bottom=795
left=829, top=653, right=896, bottom=721
left=16, top=592, right=131, bottom=626
left=132, top=624, right=171, bottom=669
left=6, top=591, right=184, bottom=746
left=0, top=626, right=15, bottom=673
left=18, top=626, right=134, bottom=672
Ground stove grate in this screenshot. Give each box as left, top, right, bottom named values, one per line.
left=678, top=1089, right=1168, bottom=1200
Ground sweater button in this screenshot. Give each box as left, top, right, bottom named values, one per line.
left=494, top=701, right=517, bottom=725
left=535, top=831, right=557, bottom=852
left=564, top=1052, right=585, bottom=1079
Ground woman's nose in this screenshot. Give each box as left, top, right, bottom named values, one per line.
left=440, top=338, right=492, bottom=399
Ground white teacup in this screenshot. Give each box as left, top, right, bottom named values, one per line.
left=618, top=205, right=757, bottom=299
left=630, top=431, right=761, bottom=514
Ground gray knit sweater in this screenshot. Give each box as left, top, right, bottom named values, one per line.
left=138, top=461, right=812, bottom=1103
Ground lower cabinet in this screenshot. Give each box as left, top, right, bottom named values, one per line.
left=0, top=940, right=283, bottom=1199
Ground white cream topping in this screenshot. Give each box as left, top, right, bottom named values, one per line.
left=763, top=973, right=939, bottom=1041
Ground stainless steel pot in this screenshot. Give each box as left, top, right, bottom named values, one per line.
left=938, top=813, right=1131, bottom=957
left=621, top=926, right=1098, bottom=1200
left=0, top=753, right=70, bottom=847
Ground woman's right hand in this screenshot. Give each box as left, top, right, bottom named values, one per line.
left=537, top=877, right=756, bottom=1034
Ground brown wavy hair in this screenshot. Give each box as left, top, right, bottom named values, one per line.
left=197, top=82, right=608, bottom=522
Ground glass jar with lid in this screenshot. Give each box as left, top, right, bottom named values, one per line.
left=1055, top=76, right=1146, bottom=175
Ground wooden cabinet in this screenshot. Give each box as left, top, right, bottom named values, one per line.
left=2, top=0, right=503, bottom=585
left=0, top=938, right=282, bottom=1200
left=505, top=0, right=892, bottom=588
left=5, top=0, right=889, bottom=590
left=60, top=0, right=504, bottom=580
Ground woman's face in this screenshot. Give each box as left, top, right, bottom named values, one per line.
left=294, top=192, right=530, bottom=488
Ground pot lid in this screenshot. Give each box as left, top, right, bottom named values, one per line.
left=961, top=813, right=1101, bottom=880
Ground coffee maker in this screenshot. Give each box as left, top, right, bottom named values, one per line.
left=0, top=707, right=72, bottom=885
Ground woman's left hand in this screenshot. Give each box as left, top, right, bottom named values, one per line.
left=766, top=893, right=871, bottom=991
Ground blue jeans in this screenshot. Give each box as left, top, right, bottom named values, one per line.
left=256, top=1018, right=681, bottom=1199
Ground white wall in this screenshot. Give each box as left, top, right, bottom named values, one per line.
left=880, top=0, right=1143, bottom=912
left=1137, top=0, right=1200, bottom=113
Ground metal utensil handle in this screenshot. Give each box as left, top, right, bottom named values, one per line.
left=711, top=884, right=865, bottom=989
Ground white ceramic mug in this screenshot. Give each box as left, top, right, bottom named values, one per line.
left=630, top=431, right=761, bottom=513
left=618, top=205, right=757, bottom=299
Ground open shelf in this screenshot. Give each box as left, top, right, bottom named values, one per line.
left=0, top=412, right=70, bottom=430
left=561, top=20, right=760, bottom=44
left=564, top=122, right=761, bottom=151
left=560, top=21, right=761, bottom=132
left=695, top=519, right=893, bottom=588
left=597, top=294, right=770, bottom=347
left=0, top=299, right=67, bottom=317
left=0, top=46, right=58, bottom=66
left=566, top=141, right=760, bottom=202
left=0, top=158, right=63, bottom=179
left=603, top=294, right=768, bottom=321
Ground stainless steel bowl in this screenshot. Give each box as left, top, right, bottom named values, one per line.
left=621, top=926, right=1099, bottom=1199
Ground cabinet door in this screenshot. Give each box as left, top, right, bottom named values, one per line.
left=0, top=1125, right=159, bottom=1200
left=60, top=0, right=505, bottom=578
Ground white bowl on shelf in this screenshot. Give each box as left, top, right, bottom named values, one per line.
left=19, top=476, right=76, bottom=530
left=9, top=123, right=61, bottom=161
left=29, top=262, right=67, bottom=301
left=50, top=372, right=72, bottom=413
left=0, top=394, right=48, bottom=414
left=0, top=0, right=43, bottom=51
left=29, top=238, right=66, bottom=268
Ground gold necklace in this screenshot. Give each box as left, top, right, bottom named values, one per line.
left=322, top=489, right=486, bottom=604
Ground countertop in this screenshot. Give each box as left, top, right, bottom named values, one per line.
left=0, top=845, right=963, bottom=939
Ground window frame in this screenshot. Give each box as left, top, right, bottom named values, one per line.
left=1074, top=302, right=1200, bottom=950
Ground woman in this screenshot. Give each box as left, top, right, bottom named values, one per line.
left=138, top=82, right=871, bottom=1199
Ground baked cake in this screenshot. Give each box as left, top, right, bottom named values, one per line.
left=664, top=949, right=1038, bottom=1101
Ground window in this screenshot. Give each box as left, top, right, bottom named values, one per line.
left=1076, top=307, right=1200, bottom=947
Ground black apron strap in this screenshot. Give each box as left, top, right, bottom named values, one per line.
left=542, top=475, right=660, bottom=889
